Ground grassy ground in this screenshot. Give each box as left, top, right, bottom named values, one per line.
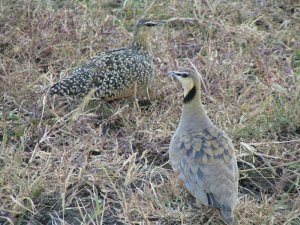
left=0, top=0, right=300, bottom=224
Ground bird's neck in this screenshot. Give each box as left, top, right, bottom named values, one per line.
left=130, top=30, right=150, bottom=51
left=179, top=85, right=212, bottom=130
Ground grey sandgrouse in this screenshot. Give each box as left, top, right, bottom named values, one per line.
left=50, top=19, right=164, bottom=101
left=168, top=68, right=239, bottom=225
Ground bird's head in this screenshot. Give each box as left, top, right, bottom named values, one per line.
left=134, top=19, right=165, bottom=36
left=168, top=68, right=201, bottom=97
left=136, top=19, right=165, bottom=29
left=131, top=19, right=165, bottom=49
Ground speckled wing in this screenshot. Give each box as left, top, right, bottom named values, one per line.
left=169, top=126, right=238, bottom=223
left=50, top=60, right=98, bottom=96
left=91, top=48, right=153, bottom=100
left=50, top=47, right=153, bottom=99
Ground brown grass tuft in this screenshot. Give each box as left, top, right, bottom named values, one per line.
left=0, top=0, right=299, bottom=224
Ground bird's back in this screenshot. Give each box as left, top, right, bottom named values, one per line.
left=50, top=47, right=153, bottom=99
left=170, top=125, right=238, bottom=224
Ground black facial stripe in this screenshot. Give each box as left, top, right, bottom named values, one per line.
left=183, top=85, right=196, bottom=103
left=176, top=72, right=189, bottom=78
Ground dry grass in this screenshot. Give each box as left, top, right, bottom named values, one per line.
left=0, top=0, right=300, bottom=224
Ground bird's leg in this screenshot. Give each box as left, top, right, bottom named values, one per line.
left=71, top=88, right=96, bottom=121
left=133, top=82, right=142, bottom=112
left=134, top=81, right=138, bottom=100
left=140, top=86, right=164, bottom=101
left=146, top=86, right=151, bottom=100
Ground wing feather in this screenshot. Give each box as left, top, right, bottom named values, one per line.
left=170, top=126, right=238, bottom=223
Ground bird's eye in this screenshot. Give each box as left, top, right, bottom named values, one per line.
left=145, top=22, right=156, bottom=27
left=178, top=72, right=189, bottom=78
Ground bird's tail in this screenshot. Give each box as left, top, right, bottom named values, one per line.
left=50, top=72, right=93, bottom=96
left=220, top=208, right=235, bottom=225
left=206, top=193, right=236, bottom=225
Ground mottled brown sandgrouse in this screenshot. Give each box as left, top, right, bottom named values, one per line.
left=50, top=19, right=164, bottom=101
left=168, top=68, right=239, bottom=225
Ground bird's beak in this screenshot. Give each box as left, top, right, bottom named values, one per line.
left=168, top=71, right=178, bottom=77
